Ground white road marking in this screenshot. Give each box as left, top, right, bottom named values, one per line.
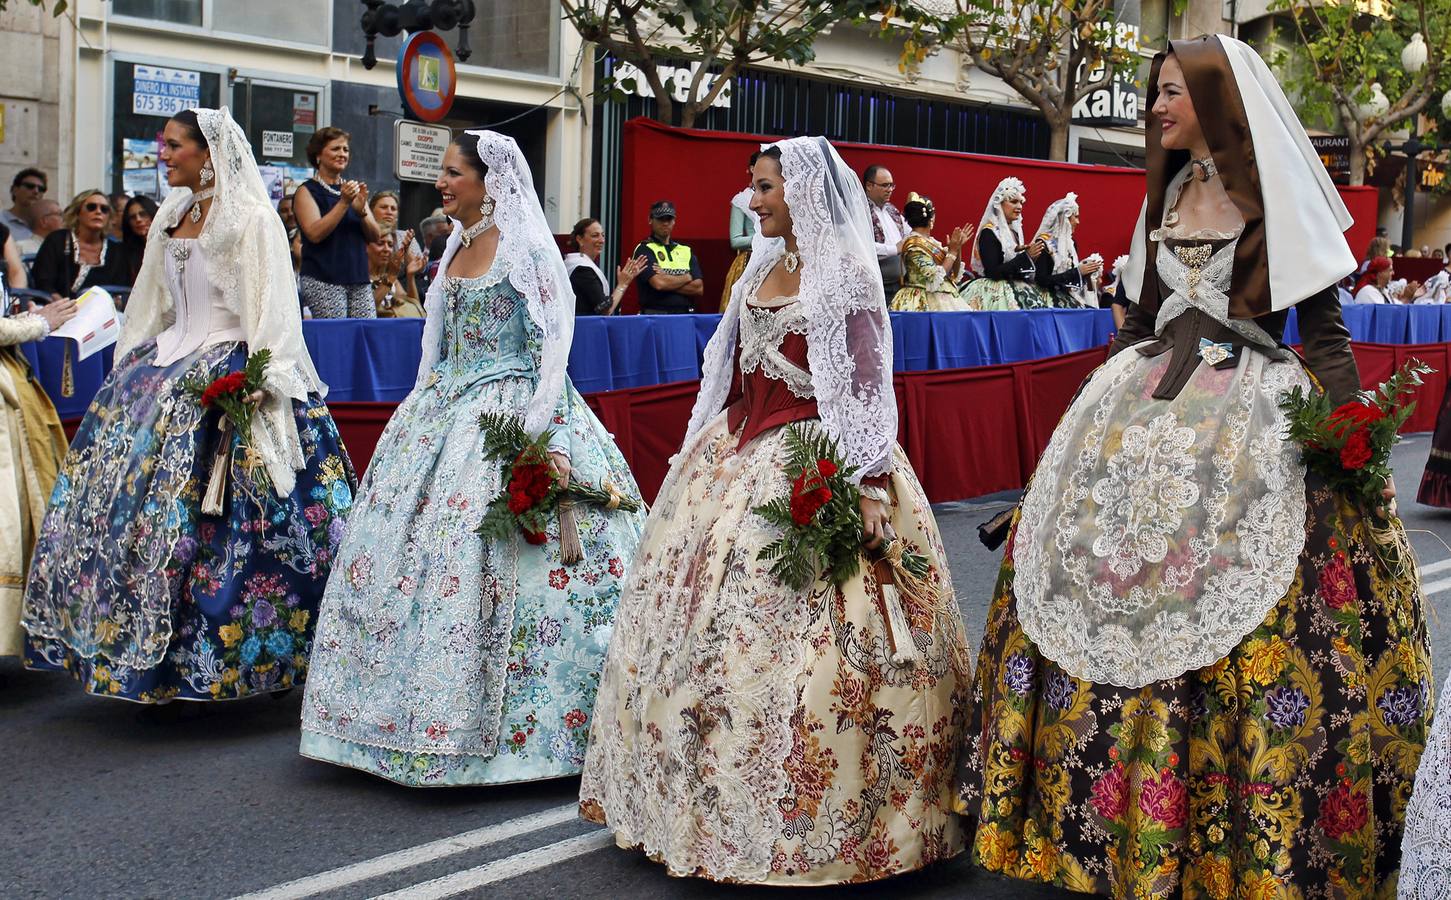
left=369, top=830, right=615, bottom=900
left=1421, top=574, right=1451, bottom=598
left=1420, top=557, right=1451, bottom=580
left=231, top=803, right=582, bottom=900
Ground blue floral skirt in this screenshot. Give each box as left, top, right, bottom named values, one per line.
left=22, top=341, right=357, bottom=703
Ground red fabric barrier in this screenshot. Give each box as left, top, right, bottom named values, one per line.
left=90, top=340, right=1427, bottom=506
left=1393, top=257, right=1447, bottom=286
left=618, top=118, right=1380, bottom=314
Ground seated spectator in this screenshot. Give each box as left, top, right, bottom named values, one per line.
left=0, top=220, right=28, bottom=293
left=31, top=190, right=128, bottom=302
left=1352, top=256, right=1394, bottom=304
left=107, top=192, right=130, bottom=241
left=366, top=233, right=424, bottom=318
left=565, top=217, right=646, bottom=316
left=19, top=198, right=62, bottom=256
left=119, top=195, right=158, bottom=287
left=2, top=168, right=46, bottom=246
left=278, top=192, right=302, bottom=273
left=962, top=177, right=1048, bottom=310
left=889, top=193, right=972, bottom=311
left=632, top=200, right=702, bottom=314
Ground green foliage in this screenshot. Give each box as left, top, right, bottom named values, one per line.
left=1279, top=359, right=1432, bottom=511
left=0, top=0, right=67, bottom=14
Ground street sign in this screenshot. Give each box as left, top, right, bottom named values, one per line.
left=394, top=119, right=451, bottom=183
left=396, top=32, right=457, bottom=123
left=1310, top=135, right=1351, bottom=183
left=132, top=64, right=201, bottom=118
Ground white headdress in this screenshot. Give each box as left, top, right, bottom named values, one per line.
left=1121, top=34, right=1355, bottom=313
left=971, top=177, right=1027, bottom=276
left=418, top=130, right=574, bottom=438
left=117, top=106, right=324, bottom=497
left=686, top=136, right=896, bottom=480
left=1035, top=193, right=1081, bottom=276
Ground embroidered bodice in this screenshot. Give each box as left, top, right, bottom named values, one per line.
left=427, top=262, right=542, bottom=393
left=728, top=295, right=818, bottom=449
left=153, top=238, right=245, bottom=367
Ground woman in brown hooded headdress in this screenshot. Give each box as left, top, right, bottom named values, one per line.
left=955, top=35, right=1432, bottom=897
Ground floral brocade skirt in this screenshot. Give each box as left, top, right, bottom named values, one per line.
left=954, top=477, right=1434, bottom=899
left=299, top=374, right=645, bottom=787
left=962, top=277, right=1053, bottom=310
left=890, top=286, right=973, bottom=312
left=22, top=341, right=357, bottom=703
left=579, top=413, right=973, bottom=886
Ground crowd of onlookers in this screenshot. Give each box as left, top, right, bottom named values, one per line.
left=6, top=144, right=1449, bottom=322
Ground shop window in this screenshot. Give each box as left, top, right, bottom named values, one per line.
left=110, top=60, right=222, bottom=198
left=113, top=0, right=202, bottom=25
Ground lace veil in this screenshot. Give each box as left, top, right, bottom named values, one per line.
left=685, top=136, right=896, bottom=479
left=117, top=106, right=324, bottom=496
left=1034, top=193, right=1080, bottom=276
left=417, top=130, right=573, bottom=438
left=970, top=177, right=1027, bottom=276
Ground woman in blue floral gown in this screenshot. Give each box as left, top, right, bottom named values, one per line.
left=22, top=108, right=355, bottom=703
left=300, top=130, right=645, bottom=787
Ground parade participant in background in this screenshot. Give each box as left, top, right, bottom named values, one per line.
left=1033, top=192, right=1102, bottom=307
left=955, top=35, right=1431, bottom=896
left=581, top=137, right=971, bottom=885
left=890, top=192, right=973, bottom=311
left=961, top=177, right=1047, bottom=310
left=0, top=296, right=74, bottom=658
left=22, top=107, right=356, bottom=703
left=293, top=127, right=381, bottom=318
left=301, top=130, right=644, bottom=787
left=565, top=217, right=646, bottom=317
left=120, top=195, right=159, bottom=288
left=718, top=183, right=755, bottom=311
left=632, top=200, right=703, bottom=314
left=1104, top=252, right=1132, bottom=328
left=1402, top=670, right=1451, bottom=897
left=863, top=163, right=909, bottom=295
left=31, top=190, right=129, bottom=302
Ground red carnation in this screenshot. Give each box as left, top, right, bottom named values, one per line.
left=790, top=486, right=832, bottom=526
left=1340, top=430, right=1373, bottom=471
left=1327, top=400, right=1386, bottom=433
left=200, top=371, right=248, bottom=408
left=507, top=491, right=532, bottom=515
left=817, top=459, right=838, bottom=478
left=523, top=530, right=547, bottom=545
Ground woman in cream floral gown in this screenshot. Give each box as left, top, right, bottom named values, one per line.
left=580, top=136, right=971, bottom=886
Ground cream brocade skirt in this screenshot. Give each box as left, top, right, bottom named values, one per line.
left=579, top=413, right=971, bottom=885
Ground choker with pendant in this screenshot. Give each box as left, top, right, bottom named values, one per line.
left=459, top=212, right=494, bottom=248
left=188, top=188, right=216, bottom=224
left=1191, top=156, right=1219, bottom=183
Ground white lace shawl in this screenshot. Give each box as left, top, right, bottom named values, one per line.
left=416, top=130, right=573, bottom=438
left=1035, top=193, right=1080, bottom=277
left=563, top=251, right=609, bottom=294
left=970, top=177, right=1027, bottom=276
left=685, top=136, right=896, bottom=480
left=116, top=107, right=325, bottom=497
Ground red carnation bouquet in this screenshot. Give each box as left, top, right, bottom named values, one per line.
left=185, top=349, right=272, bottom=513
left=1279, top=358, right=1432, bottom=514
left=474, top=412, right=639, bottom=563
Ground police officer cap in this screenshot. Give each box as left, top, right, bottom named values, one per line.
left=649, top=200, right=677, bottom=220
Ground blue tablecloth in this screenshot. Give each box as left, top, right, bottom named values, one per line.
left=22, top=305, right=1451, bottom=420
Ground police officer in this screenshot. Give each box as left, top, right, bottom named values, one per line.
left=632, top=200, right=703, bottom=314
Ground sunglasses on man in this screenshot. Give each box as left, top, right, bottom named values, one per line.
left=17, top=181, right=45, bottom=193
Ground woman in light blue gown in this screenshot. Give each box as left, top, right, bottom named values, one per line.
left=300, top=130, right=645, bottom=786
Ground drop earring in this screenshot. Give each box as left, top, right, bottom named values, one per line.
left=199, top=161, right=214, bottom=186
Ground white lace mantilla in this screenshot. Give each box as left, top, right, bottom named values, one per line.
left=1400, top=671, right=1451, bottom=899
left=1012, top=241, right=1310, bottom=688
left=739, top=295, right=814, bottom=399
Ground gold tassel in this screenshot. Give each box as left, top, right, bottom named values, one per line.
left=201, top=416, right=232, bottom=516
left=558, top=495, right=583, bottom=565
left=61, top=342, right=74, bottom=397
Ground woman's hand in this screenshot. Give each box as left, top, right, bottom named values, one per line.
left=33, top=297, right=77, bottom=331
left=1027, top=237, right=1048, bottom=260
left=1379, top=475, right=1398, bottom=517
left=947, top=225, right=972, bottom=257
left=1079, top=258, right=1103, bottom=276
left=861, top=496, right=890, bottom=550
left=617, top=255, right=647, bottom=285
left=350, top=183, right=371, bottom=216
left=406, top=249, right=426, bottom=277
left=548, top=451, right=572, bottom=488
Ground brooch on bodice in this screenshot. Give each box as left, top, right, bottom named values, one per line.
left=1198, top=337, right=1234, bottom=366
left=1173, top=243, right=1214, bottom=301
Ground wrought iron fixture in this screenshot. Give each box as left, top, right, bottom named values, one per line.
left=360, top=0, right=476, bottom=69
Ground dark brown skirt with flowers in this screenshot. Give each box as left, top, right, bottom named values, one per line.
left=954, top=472, right=1434, bottom=899
left=1417, top=391, right=1451, bottom=507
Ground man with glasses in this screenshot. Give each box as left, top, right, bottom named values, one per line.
left=862, top=164, right=908, bottom=294
left=3, top=169, right=48, bottom=246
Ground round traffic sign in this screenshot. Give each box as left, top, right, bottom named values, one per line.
left=397, top=31, right=457, bottom=123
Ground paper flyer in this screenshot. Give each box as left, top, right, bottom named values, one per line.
left=51, top=287, right=123, bottom=361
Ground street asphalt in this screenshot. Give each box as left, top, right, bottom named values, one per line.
left=3, top=435, right=1449, bottom=900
